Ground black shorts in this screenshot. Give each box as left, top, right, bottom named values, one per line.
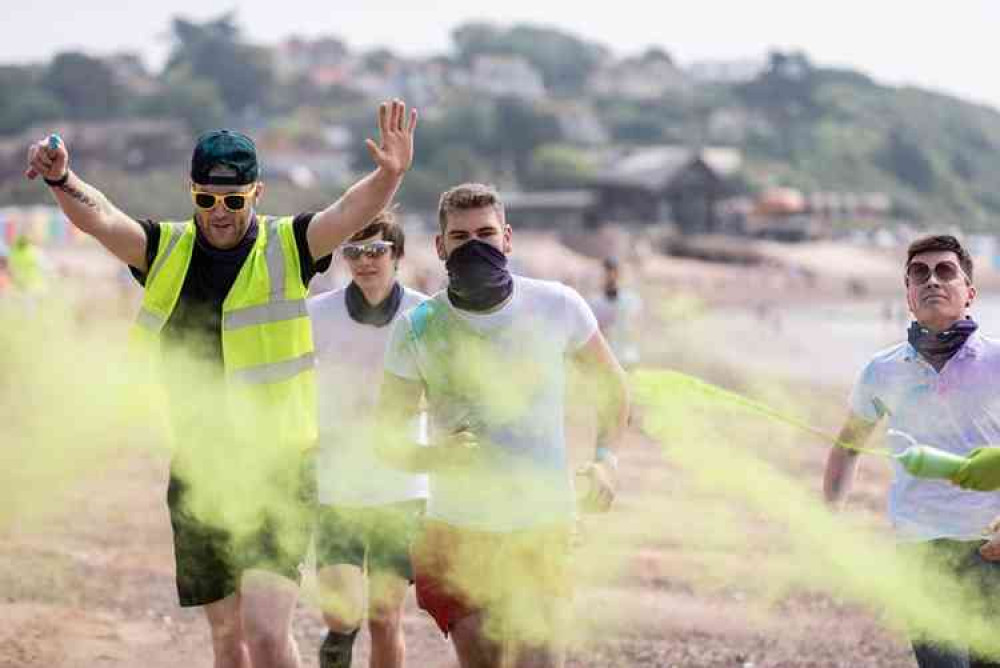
left=167, top=474, right=312, bottom=607
left=315, top=500, right=425, bottom=581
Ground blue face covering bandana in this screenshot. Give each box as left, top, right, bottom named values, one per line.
left=445, top=240, right=514, bottom=312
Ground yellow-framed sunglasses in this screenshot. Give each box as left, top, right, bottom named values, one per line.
left=190, top=184, right=257, bottom=213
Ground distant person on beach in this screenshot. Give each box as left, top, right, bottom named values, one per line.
left=823, top=234, right=1000, bottom=667
left=589, top=256, right=642, bottom=370
left=375, top=183, right=629, bottom=668
left=0, top=244, right=11, bottom=297
left=26, top=99, right=417, bottom=668
left=9, top=234, right=49, bottom=296
left=306, top=208, right=427, bottom=668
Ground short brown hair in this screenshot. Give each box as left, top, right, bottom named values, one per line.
left=348, top=206, right=404, bottom=259
left=437, top=183, right=505, bottom=233
left=906, top=234, right=973, bottom=281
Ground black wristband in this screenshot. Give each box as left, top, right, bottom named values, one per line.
left=43, top=171, right=69, bottom=187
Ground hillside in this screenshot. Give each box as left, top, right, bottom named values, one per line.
left=2, top=16, right=999, bottom=230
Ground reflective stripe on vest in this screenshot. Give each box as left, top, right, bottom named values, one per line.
left=219, top=217, right=315, bottom=386
left=229, top=351, right=315, bottom=384
left=223, top=299, right=308, bottom=331
left=134, top=222, right=192, bottom=336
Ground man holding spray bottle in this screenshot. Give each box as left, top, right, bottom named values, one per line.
left=824, top=235, right=1000, bottom=667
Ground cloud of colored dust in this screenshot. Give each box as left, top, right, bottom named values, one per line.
left=627, top=368, right=1000, bottom=660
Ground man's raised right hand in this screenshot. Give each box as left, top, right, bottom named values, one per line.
left=26, top=134, right=69, bottom=182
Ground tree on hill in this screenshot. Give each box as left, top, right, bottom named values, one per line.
left=361, top=48, right=399, bottom=73
left=876, top=129, right=938, bottom=193
left=527, top=143, right=597, bottom=189
left=637, top=46, right=674, bottom=66
left=43, top=52, right=124, bottom=120
left=494, top=97, right=563, bottom=171
left=0, top=66, right=64, bottom=134
left=164, top=12, right=275, bottom=115
left=134, top=71, right=226, bottom=134
left=735, top=50, right=823, bottom=159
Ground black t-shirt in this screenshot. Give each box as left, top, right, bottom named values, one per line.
left=130, top=213, right=332, bottom=366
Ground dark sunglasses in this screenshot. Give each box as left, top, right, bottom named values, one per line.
left=906, top=260, right=964, bottom=285
left=190, top=187, right=254, bottom=213
left=342, top=240, right=394, bottom=260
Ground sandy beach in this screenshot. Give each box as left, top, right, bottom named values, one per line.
left=4, top=233, right=992, bottom=667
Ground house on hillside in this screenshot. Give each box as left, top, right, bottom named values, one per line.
left=275, top=36, right=350, bottom=81
left=719, top=188, right=896, bottom=241
left=589, top=52, right=692, bottom=100
left=0, top=119, right=190, bottom=181
left=588, top=146, right=742, bottom=233
left=455, top=56, right=546, bottom=100
left=685, top=59, right=766, bottom=84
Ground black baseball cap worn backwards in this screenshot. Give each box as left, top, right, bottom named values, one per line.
left=191, top=129, right=259, bottom=186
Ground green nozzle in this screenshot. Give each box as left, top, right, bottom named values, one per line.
left=894, top=445, right=968, bottom=479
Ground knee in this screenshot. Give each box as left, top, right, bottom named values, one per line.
left=245, top=628, right=294, bottom=663
left=209, top=623, right=246, bottom=661
left=367, top=607, right=403, bottom=640
left=211, top=633, right=245, bottom=656
left=212, top=641, right=248, bottom=666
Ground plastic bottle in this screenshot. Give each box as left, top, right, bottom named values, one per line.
left=894, top=445, right=968, bottom=479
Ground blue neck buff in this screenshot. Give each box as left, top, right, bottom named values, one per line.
left=907, top=318, right=978, bottom=371
left=445, top=240, right=514, bottom=312
left=345, top=280, right=402, bottom=327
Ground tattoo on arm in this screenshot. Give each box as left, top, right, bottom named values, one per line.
left=56, top=182, right=98, bottom=210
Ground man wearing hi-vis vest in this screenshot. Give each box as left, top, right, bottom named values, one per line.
left=25, top=99, right=418, bottom=668
left=9, top=234, right=48, bottom=296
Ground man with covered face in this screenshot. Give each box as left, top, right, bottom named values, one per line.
left=25, top=100, right=417, bottom=668
left=823, top=235, right=1000, bottom=667
left=375, top=183, right=630, bottom=668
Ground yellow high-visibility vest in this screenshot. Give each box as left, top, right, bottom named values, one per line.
left=130, top=216, right=317, bottom=454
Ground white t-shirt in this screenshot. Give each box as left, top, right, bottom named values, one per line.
left=384, top=275, right=599, bottom=532
left=850, top=332, right=1000, bottom=541
left=589, top=289, right=642, bottom=367
left=308, top=285, right=429, bottom=507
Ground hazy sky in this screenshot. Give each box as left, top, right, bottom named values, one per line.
left=5, top=1, right=1000, bottom=110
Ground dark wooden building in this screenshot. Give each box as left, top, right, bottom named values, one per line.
left=588, top=146, right=742, bottom=233
left=503, top=190, right=595, bottom=229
